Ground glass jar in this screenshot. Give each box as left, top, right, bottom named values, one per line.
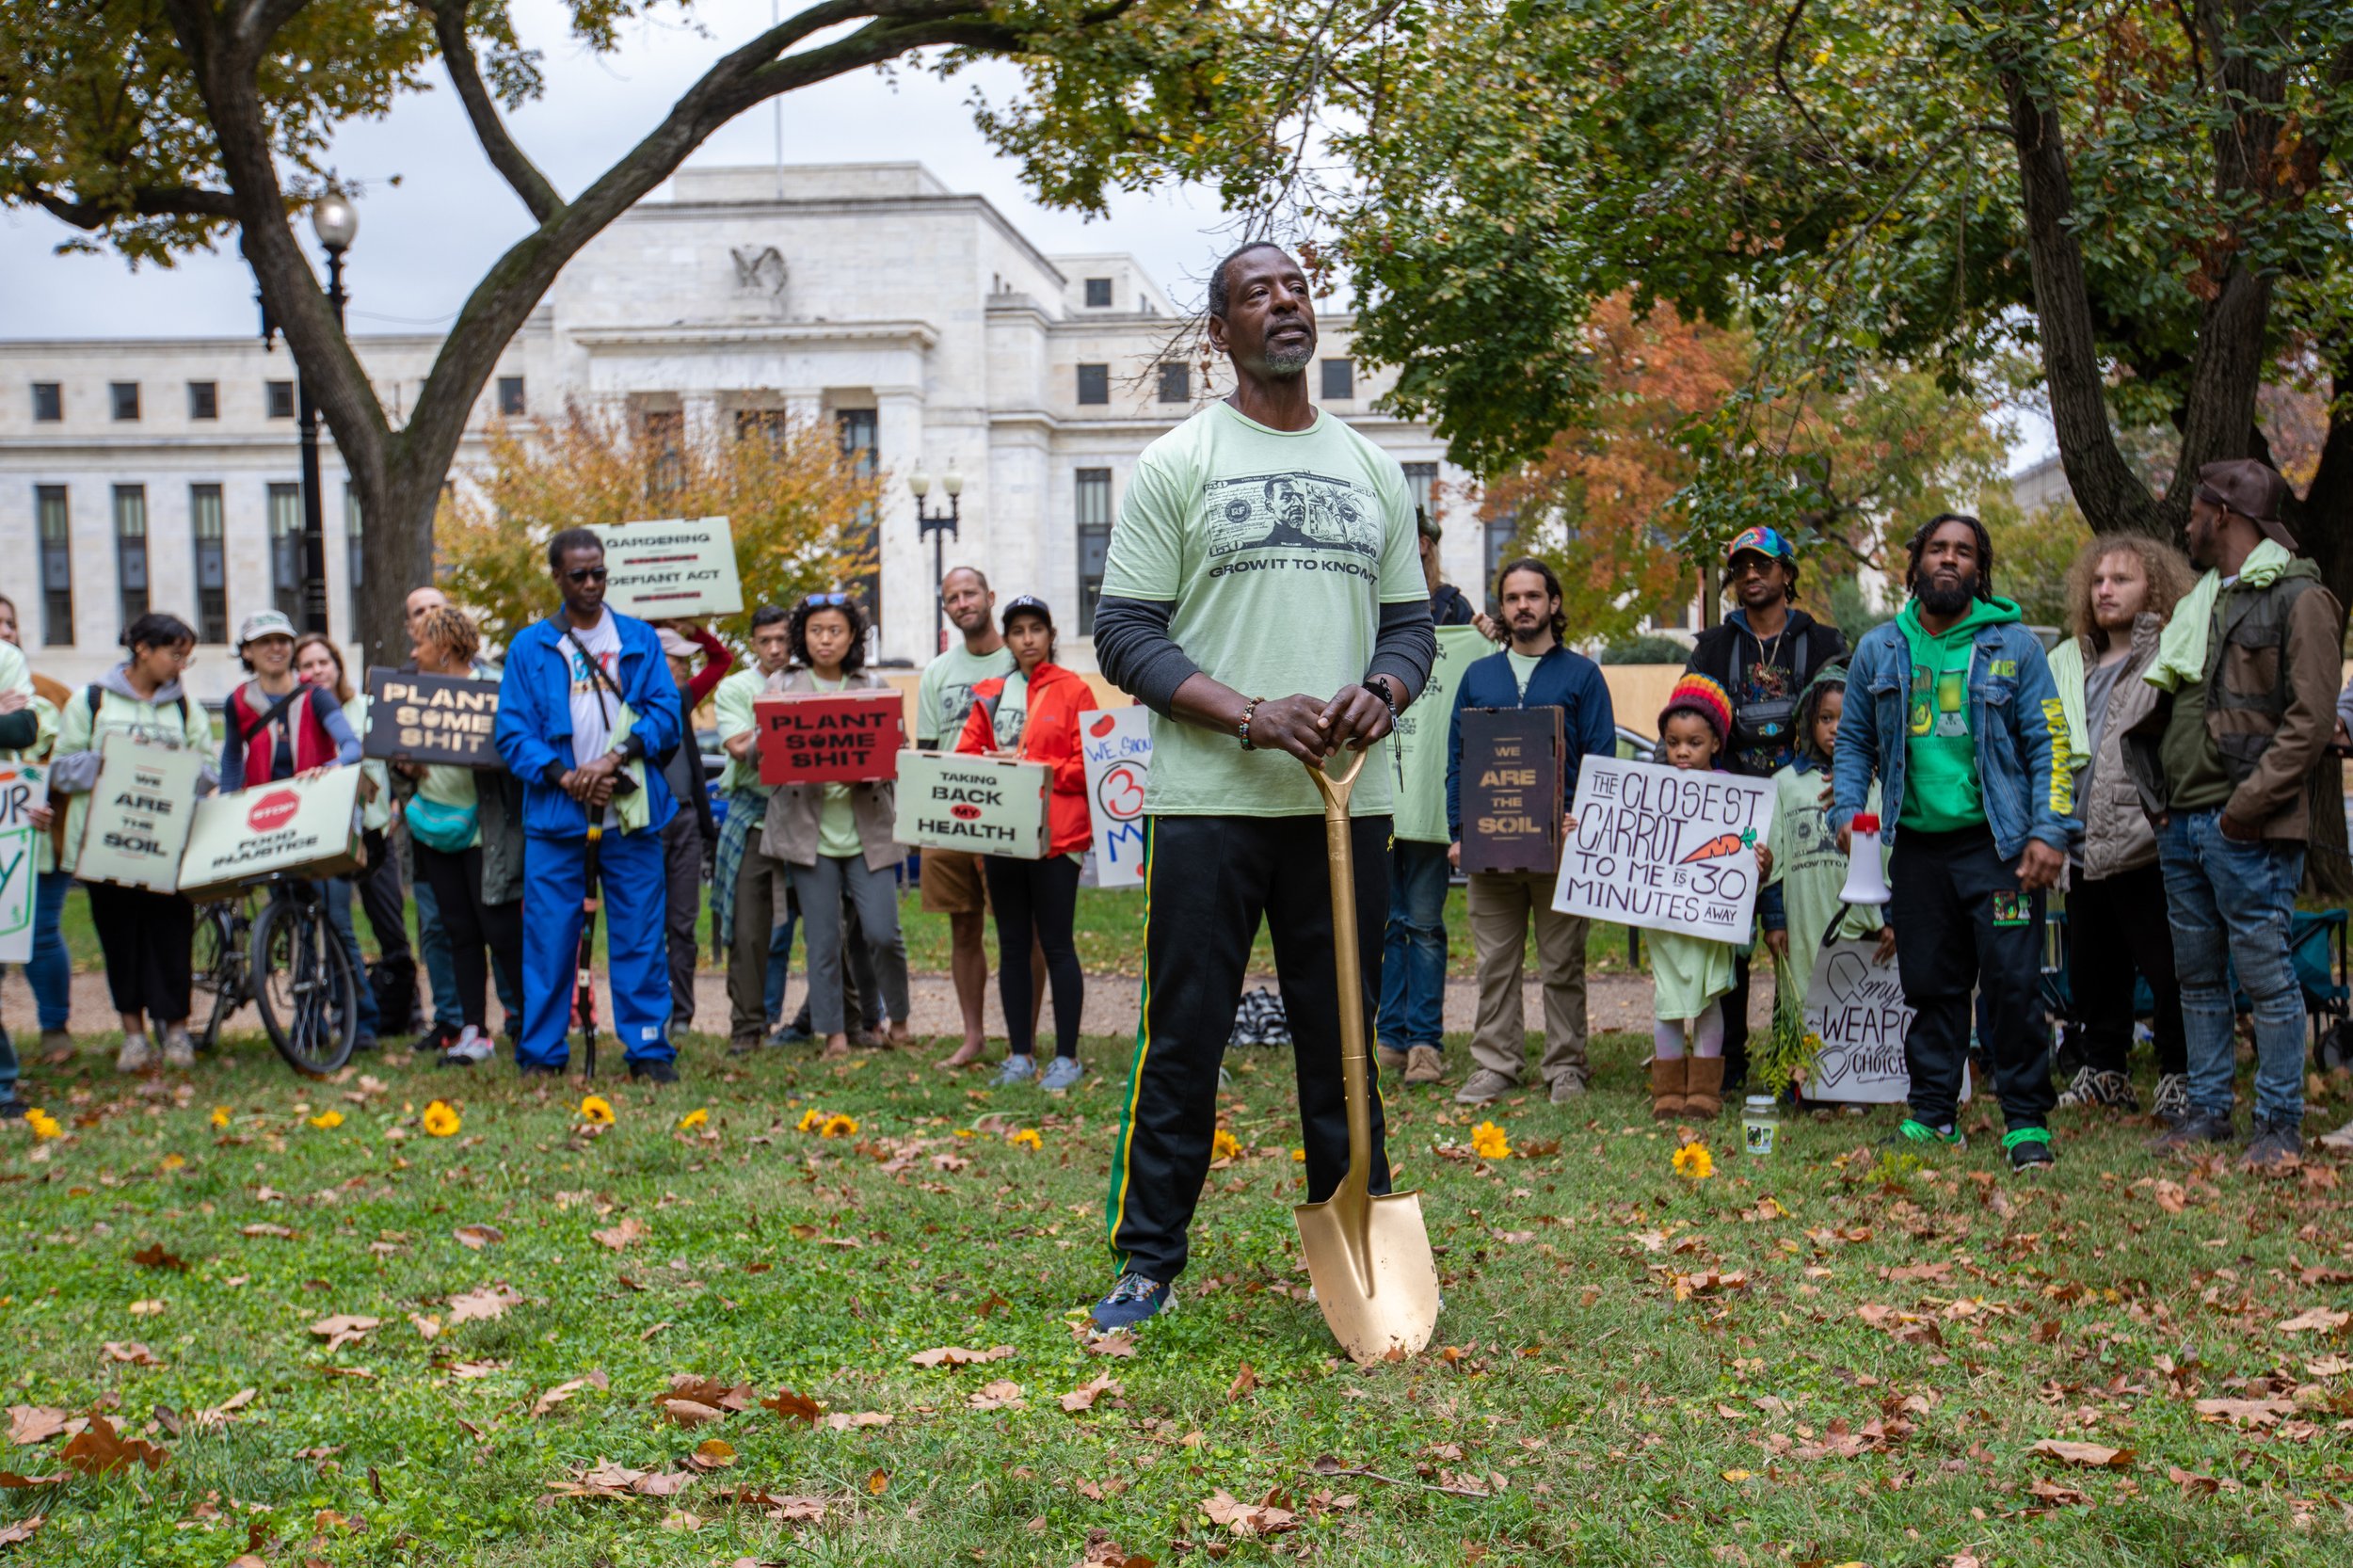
left=1741, top=1096, right=1779, bottom=1157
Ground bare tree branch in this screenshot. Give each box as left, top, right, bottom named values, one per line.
left=17, top=179, right=239, bottom=229
left=424, top=0, right=562, bottom=224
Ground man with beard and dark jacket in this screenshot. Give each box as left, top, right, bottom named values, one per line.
left=1833, top=513, right=2073, bottom=1174
left=1683, top=525, right=1848, bottom=1088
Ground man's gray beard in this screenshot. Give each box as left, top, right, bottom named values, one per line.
left=1264, top=341, right=1314, bottom=375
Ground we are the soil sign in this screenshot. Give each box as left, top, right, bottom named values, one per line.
left=1550, top=756, right=1772, bottom=943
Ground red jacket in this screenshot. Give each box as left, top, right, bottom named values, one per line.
left=956, top=662, right=1095, bottom=857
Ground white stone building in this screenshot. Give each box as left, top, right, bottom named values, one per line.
left=0, top=162, right=1481, bottom=697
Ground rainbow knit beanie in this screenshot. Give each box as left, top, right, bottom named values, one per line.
left=1659, top=672, right=1734, bottom=751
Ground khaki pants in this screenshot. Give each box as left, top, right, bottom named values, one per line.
left=1466, top=870, right=1590, bottom=1086
left=727, top=830, right=792, bottom=1043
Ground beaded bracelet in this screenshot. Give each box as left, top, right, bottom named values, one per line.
left=1239, top=696, right=1267, bottom=751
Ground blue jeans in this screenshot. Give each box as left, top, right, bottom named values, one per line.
left=2158, top=809, right=2306, bottom=1126
left=1377, top=839, right=1450, bottom=1049
left=415, top=876, right=463, bottom=1031
left=323, top=876, right=379, bottom=1038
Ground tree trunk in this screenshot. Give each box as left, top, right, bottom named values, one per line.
left=353, top=475, right=441, bottom=675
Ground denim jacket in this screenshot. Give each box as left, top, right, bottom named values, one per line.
left=1831, top=615, right=2077, bottom=861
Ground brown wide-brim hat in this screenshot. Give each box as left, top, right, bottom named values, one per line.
left=2197, top=458, right=2297, bottom=550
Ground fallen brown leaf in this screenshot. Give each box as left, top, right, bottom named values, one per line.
left=448, top=1284, right=521, bottom=1325
left=7, top=1408, right=68, bottom=1448
left=453, top=1224, right=504, bottom=1251
left=129, top=1243, right=187, bottom=1272
left=592, top=1216, right=648, bottom=1251
left=1226, top=1363, right=1258, bottom=1403
left=760, top=1388, right=822, bottom=1426
left=684, top=1439, right=736, bottom=1471
left=1202, top=1488, right=1298, bottom=1538
left=2193, top=1398, right=2294, bottom=1427
left=0, top=1515, right=41, bottom=1547
left=1060, top=1375, right=1122, bottom=1415
left=100, top=1341, right=159, bottom=1368
left=2030, top=1439, right=2132, bottom=1470
left=968, top=1379, right=1025, bottom=1412
left=2277, top=1307, right=2351, bottom=1335
left=59, top=1415, right=167, bottom=1475
left=0, top=1472, right=62, bottom=1490
left=821, top=1411, right=891, bottom=1431
left=529, top=1370, right=610, bottom=1418
left=239, top=1223, right=295, bottom=1240
left=307, top=1315, right=380, bottom=1354
left=908, top=1345, right=1016, bottom=1368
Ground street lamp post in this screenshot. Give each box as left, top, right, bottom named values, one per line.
left=297, top=188, right=360, bottom=635
left=909, top=462, right=964, bottom=653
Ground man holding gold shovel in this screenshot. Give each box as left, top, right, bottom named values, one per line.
left=1090, top=242, right=1438, bottom=1352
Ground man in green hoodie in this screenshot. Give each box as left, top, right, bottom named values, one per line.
left=1833, top=513, right=2074, bottom=1173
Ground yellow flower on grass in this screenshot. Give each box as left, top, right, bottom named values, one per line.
left=1211, top=1128, right=1241, bottom=1161
left=579, top=1096, right=616, bottom=1126
left=820, top=1113, right=859, bottom=1140
left=1469, top=1121, right=1512, bottom=1160
left=160, top=1153, right=185, bottom=1171
left=208, top=1106, right=232, bottom=1129
left=26, top=1109, right=62, bottom=1140
left=1008, top=1128, right=1042, bottom=1151
left=1291, top=1148, right=1306, bottom=1163
left=796, top=1108, right=824, bottom=1133
left=677, top=1108, right=709, bottom=1131
left=422, top=1101, right=461, bottom=1138
left=1673, top=1143, right=1714, bottom=1181
left=308, top=1110, right=344, bottom=1130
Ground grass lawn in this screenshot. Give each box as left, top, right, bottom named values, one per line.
left=3, top=1024, right=2349, bottom=1564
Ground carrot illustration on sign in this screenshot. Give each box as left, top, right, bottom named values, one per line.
left=1678, top=827, right=1758, bottom=864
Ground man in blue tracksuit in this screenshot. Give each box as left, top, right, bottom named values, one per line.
left=494, top=528, right=684, bottom=1081
left=1833, top=512, right=2074, bottom=1172
left=1445, top=557, right=1617, bottom=1107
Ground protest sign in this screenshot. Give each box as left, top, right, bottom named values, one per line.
left=1390, top=624, right=1489, bottom=843
left=179, top=768, right=363, bottom=902
left=586, top=517, right=744, bottom=618
left=1459, top=707, right=1565, bottom=873
left=1799, top=937, right=1969, bottom=1105
left=76, top=733, right=207, bottom=893
left=895, top=751, right=1048, bottom=859
left=1079, top=707, right=1151, bottom=888
left=361, top=668, right=501, bottom=767
left=0, top=762, right=49, bottom=963
left=1551, top=755, right=1772, bottom=942
left=756, top=689, right=904, bottom=785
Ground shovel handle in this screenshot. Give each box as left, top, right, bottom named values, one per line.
left=1304, top=752, right=1375, bottom=1242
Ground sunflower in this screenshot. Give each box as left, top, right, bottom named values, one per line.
left=26, top=1109, right=62, bottom=1140
left=819, top=1113, right=859, bottom=1139
left=422, top=1101, right=461, bottom=1138
left=308, top=1110, right=344, bottom=1130
left=1211, top=1128, right=1241, bottom=1161
left=1469, top=1121, right=1512, bottom=1160
left=677, top=1108, right=710, bottom=1131
left=796, top=1108, right=824, bottom=1133
left=208, top=1106, right=232, bottom=1129
left=1673, top=1143, right=1714, bottom=1181
left=579, top=1096, right=616, bottom=1126
left=1008, top=1128, right=1042, bottom=1150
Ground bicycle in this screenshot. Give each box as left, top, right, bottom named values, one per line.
left=191, top=873, right=360, bottom=1076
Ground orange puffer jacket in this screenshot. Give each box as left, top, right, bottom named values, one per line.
left=955, top=661, right=1096, bottom=857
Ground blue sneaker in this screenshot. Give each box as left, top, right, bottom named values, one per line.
left=990, top=1054, right=1038, bottom=1087
left=1040, top=1056, right=1085, bottom=1094
left=1088, top=1272, right=1174, bottom=1333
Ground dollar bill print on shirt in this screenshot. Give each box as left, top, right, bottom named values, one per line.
left=1204, top=471, right=1385, bottom=560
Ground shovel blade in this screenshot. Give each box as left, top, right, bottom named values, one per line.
left=1293, top=1188, right=1440, bottom=1365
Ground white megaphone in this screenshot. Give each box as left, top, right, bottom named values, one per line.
left=1838, top=812, right=1892, bottom=906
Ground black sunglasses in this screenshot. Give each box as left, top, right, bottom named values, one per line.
left=565, top=566, right=609, bottom=584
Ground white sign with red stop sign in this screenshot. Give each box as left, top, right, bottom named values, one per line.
left=179, top=766, right=364, bottom=901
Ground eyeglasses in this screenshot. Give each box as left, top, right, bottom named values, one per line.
left=805, top=593, right=849, bottom=607
left=565, top=567, right=609, bottom=584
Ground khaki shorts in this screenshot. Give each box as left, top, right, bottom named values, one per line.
left=920, top=847, right=989, bottom=914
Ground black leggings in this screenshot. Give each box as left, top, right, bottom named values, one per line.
left=85, top=882, right=194, bottom=1023
left=983, top=853, right=1083, bottom=1059
left=415, top=842, right=522, bottom=1031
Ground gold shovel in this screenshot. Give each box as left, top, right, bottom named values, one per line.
left=1293, top=749, right=1441, bottom=1365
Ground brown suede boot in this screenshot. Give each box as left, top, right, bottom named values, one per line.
left=1685, top=1056, right=1725, bottom=1118
left=1649, top=1057, right=1688, bottom=1121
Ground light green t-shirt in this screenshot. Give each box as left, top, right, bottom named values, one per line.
left=1099, top=402, right=1425, bottom=817
left=1762, top=763, right=1884, bottom=989
left=344, top=695, right=392, bottom=833
left=1505, top=649, right=1540, bottom=699
left=809, top=676, right=861, bottom=858
left=712, top=664, right=772, bottom=796
left=989, top=671, right=1030, bottom=751
left=916, top=642, right=1016, bottom=748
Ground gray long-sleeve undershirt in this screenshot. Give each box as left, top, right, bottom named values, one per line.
left=1094, top=594, right=1436, bottom=718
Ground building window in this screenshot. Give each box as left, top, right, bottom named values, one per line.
left=31, top=382, right=61, bottom=423
left=1483, top=513, right=1519, bottom=601
left=735, top=408, right=786, bottom=444
left=266, top=379, right=296, bottom=419
left=639, top=408, right=684, bottom=499
left=268, top=482, right=304, bottom=621
left=836, top=408, right=880, bottom=635
left=1157, top=362, right=1191, bottom=404
left=496, top=376, right=526, bottom=418
left=188, top=381, right=218, bottom=421
left=1320, top=359, right=1354, bottom=401
left=1076, top=363, right=1110, bottom=406
left=1084, top=278, right=1112, bottom=308
left=1076, top=468, right=1112, bottom=635
left=113, top=486, right=150, bottom=623
left=35, top=486, right=72, bottom=646
left=1403, top=462, right=1438, bottom=529
left=191, top=485, right=229, bottom=644
left=344, top=486, right=364, bottom=632
left=110, top=382, right=141, bottom=422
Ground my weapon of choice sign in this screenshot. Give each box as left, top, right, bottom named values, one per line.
left=755, top=690, right=904, bottom=785
left=1550, top=756, right=1772, bottom=943
left=361, top=669, right=499, bottom=766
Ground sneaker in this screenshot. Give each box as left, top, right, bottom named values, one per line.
left=1404, top=1046, right=1446, bottom=1086
left=1453, top=1068, right=1517, bottom=1106
left=1376, top=1042, right=1409, bottom=1078
left=629, top=1059, right=680, bottom=1084
left=2318, top=1117, right=2353, bottom=1153
left=0, top=1096, right=26, bottom=1122
left=1087, top=1272, right=1175, bottom=1333
left=2056, top=1066, right=2138, bottom=1112
left=2242, top=1116, right=2302, bottom=1168
left=160, top=1029, right=197, bottom=1069
left=1548, top=1072, right=1588, bottom=1104
left=991, top=1054, right=1038, bottom=1087
left=351, top=1031, right=379, bottom=1054
left=2152, top=1108, right=2233, bottom=1152
left=420, top=1022, right=459, bottom=1055
left=517, top=1059, right=567, bottom=1079
left=116, top=1034, right=155, bottom=1073
left=2004, top=1127, right=2057, bottom=1172
left=440, top=1026, right=493, bottom=1067
left=727, top=1034, right=766, bottom=1058
left=2151, top=1073, right=2191, bottom=1127
left=1040, top=1056, right=1085, bottom=1094
left=1881, top=1118, right=1965, bottom=1150
left=769, top=1023, right=813, bottom=1048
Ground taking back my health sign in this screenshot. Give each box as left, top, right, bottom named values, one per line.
left=1079, top=707, right=1151, bottom=888
left=1550, top=755, right=1773, bottom=943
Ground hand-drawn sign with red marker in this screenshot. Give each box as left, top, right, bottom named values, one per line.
left=1094, top=762, right=1146, bottom=823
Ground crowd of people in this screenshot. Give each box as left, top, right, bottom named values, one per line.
left=3, top=239, right=2350, bottom=1334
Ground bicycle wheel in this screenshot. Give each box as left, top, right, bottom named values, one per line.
left=251, top=891, right=357, bottom=1076
left=189, top=902, right=245, bottom=1054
